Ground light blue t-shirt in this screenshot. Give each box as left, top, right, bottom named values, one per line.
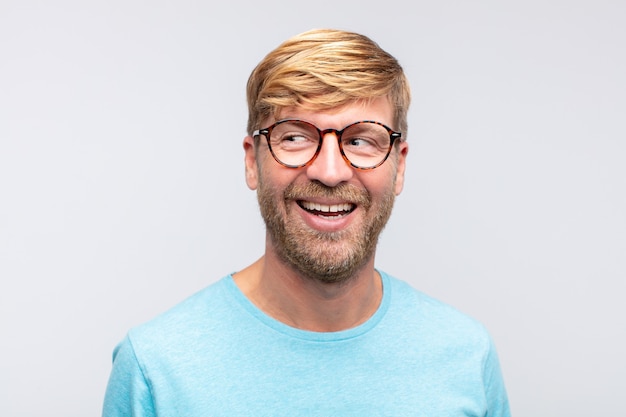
left=103, top=271, right=510, bottom=416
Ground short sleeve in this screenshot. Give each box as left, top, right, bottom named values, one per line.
left=102, top=335, right=156, bottom=417
left=483, top=336, right=511, bottom=417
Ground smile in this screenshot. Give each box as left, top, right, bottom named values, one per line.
left=297, top=201, right=355, bottom=216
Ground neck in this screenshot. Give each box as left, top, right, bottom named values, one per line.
left=233, top=253, right=382, bottom=332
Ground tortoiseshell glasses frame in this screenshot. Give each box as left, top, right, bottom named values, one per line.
left=252, top=119, right=402, bottom=170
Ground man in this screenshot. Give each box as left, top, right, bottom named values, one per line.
left=103, top=29, right=510, bottom=416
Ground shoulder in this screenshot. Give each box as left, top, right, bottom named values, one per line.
left=382, top=271, right=492, bottom=348
left=381, top=272, right=510, bottom=416
left=125, top=276, right=234, bottom=356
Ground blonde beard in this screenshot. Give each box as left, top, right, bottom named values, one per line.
left=257, top=180, right=396, bottom=284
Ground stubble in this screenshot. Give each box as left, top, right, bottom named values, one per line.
left=257, top=179, right=396, bottom=284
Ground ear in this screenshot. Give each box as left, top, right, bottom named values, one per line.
left=243, top=135, right=259, bottom=190
left=393, top=141, right=409, bottom=196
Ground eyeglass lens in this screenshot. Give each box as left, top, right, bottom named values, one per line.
left=268, top=121, right=393, bottom=168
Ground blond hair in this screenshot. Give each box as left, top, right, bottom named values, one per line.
left=246, top=29, right=411, bottom=136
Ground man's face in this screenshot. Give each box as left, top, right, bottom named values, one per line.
left=244, top=97, right=408, bottom=284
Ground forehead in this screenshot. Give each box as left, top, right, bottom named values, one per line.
left=274, top=97, right=394, bottom=129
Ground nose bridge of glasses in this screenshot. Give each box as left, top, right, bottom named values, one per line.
left=307, top=127, right=355, bottom=182
left=319, top=127, right=342, bottom=142
left=314, top=127, right=351, bottom=166
left=317, top=127, right=347, bottom=158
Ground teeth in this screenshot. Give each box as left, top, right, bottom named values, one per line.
left=301, top=201, right=353, bottom=213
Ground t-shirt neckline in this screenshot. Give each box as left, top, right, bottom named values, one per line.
left=222, top=270, right=391, bottom=342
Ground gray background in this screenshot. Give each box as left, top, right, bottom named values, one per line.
left=1, top=1, right=624, bottom=416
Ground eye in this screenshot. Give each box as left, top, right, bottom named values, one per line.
left=282, top=134, right=308, bottom=143
left=346, top=137, right=374, bottom=147
left=343, top=136, right=380, bottom=152
left=342, top=122, right=390, bottom=153
left=273, top=130, right=317, bottom=150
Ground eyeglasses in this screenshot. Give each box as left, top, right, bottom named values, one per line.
left=253, top=119, right=402, bottom=170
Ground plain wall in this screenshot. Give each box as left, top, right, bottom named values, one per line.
left=1, top=0, right=624, bottom=416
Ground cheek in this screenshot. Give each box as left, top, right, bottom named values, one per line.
left=257, top=162, right=299, bottom=198
left=360, top=168, right=398, bottom=200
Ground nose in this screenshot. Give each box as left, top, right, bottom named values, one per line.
left=305, top=132, right=354, bottom=187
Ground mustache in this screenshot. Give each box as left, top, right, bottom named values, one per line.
left=284, top=181, right=371, bottom=208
